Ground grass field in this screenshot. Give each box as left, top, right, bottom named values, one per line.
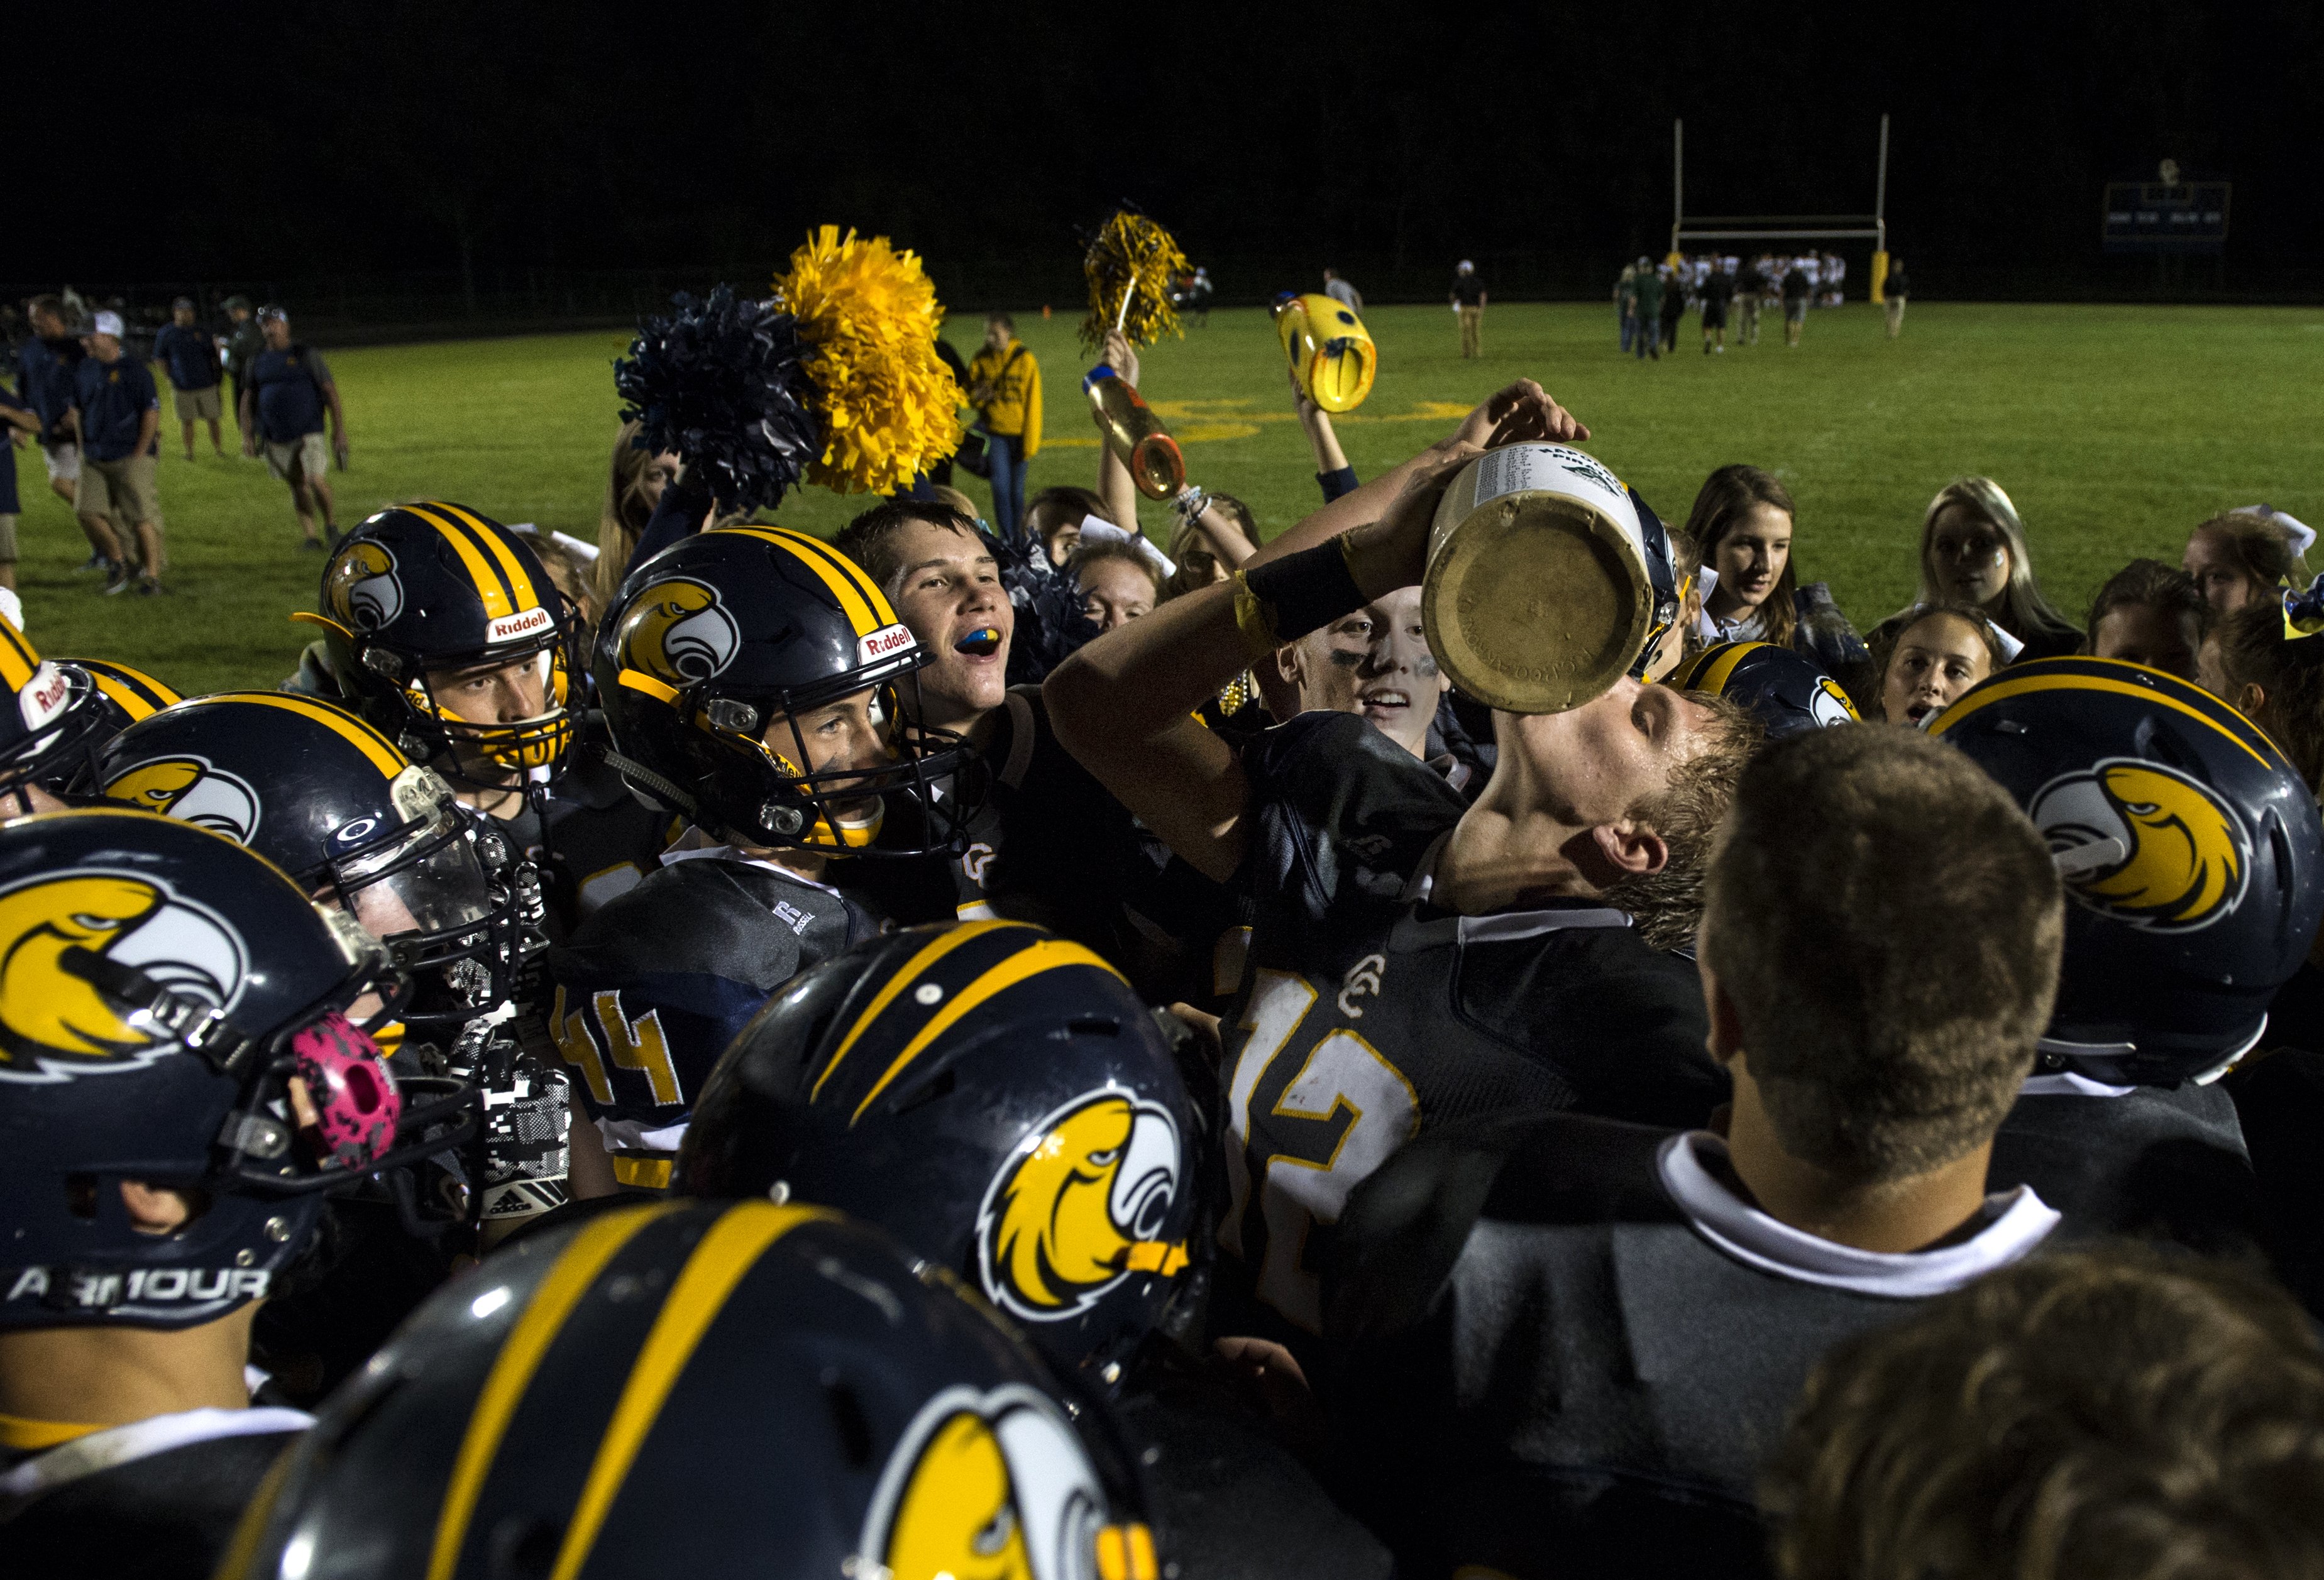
left=11, top=300, right=2323, bottom=694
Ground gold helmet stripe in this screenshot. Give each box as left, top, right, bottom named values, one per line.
left=432, top=500, right=542, bottom=613
left=762, top=526, right=901, bottom=628
left=78, top=662, right=182, bottom=721
left=402, top=502, right=516, bottom=621
left=1930, top=672, right=2274, bottom=770
left=808, top=920, right=1019, bottom=1103
left=1685, top=640, right=1771, bottom=698
left=212, top=1447, right=300, bottom=1580
left=851, top=935, right=1127, bottom=1126
left=0, top=617, right=41, bottom=694
left=547, top=1202, right=831, bottom=1580
left=199, top=692, right=409, bottom=777
left=713, top=527, right=886, bottom=640
left=424, top=1202, right=683, bottom=1580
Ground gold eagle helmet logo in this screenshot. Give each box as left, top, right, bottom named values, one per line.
left=324, top=540, right=403, bottom=632
left=619, top=576, right=741, bottom=685
left=974, top=1089, right=1187, bottom=1325
left=2028, top=757, right=2250, bottom=932
left=0, top=869, right=249, bottom=1083
left=101, top=757, right=262, bottom=846
left=1810, top=676, right=1860, bottom=727
left=860, top=1383, right=1121, bottom=1580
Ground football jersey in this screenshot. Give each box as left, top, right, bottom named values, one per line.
left=1, top=1407, right=310, bottom=1579
left=1215, top=713, right=1726, bottom=1337
left=544, top=842, right=878, bottom=1187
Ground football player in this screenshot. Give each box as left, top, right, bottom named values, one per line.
left=675, top=919, right=1395, bottom=1577
left=834, top=499, right=1225, bottom=1002
left=1934, top=658, right=2322, bottom=1282
left=94, top=692, right=566, bottom=1257
left=1321, top=726, right=2066, bottom=1574
left=0, top=810, right=441, bottom=1575
left=0, top=617, right=180, bottom=814
left=552, top=525, right=968, bottom=1195
left=1673, top=640, right=1861, bottom=738
left=1045, top=383, right=1759, bottom=1342
left=219, top=1200, right=1169, bottom=1580
left=298, top=500, right=669, bottom=931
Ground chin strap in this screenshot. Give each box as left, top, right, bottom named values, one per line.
left=600, top=748, right=700, bottom=821
left=57, top=947, right=262, bottom=1075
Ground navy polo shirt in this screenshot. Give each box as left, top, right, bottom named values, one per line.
left=74, top=356, right=160, bottom=461
left=247, top=345, right=333, bottom=442
left=16, top=337, right=82, bottom=439
left=151, top=324, right=221, bottom=392
left=0, top=386, right=25, bottom=513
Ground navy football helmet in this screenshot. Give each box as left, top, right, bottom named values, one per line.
left=1675, top=640, right=1860, bottom=737
left=595, top=525, right=979, bottom=854
left=94, top=691, right=541, bottom=1040
left=679, top=920, right=1207, bottom=1386
left=1932, top=657, right=2324, bottom=1084
left=304, top=500, right=585, bottom=782
left=0, top=617, right=114, bottom=809
left=0, top=811, right=466, bottom=1331
left=220, top=1199, right=1162, bottom=1580
left=1627, top=486, right=1684, bottom=681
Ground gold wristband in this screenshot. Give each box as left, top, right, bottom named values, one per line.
left=1231, top=573, right=1283, bottom=661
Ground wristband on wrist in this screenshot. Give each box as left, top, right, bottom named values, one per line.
left=1232, top=538, right=1369, bottom=659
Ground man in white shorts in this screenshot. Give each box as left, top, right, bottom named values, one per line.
left=237, top=305, right=347, bottom=550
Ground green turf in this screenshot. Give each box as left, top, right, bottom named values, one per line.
left=11, top=302, right=2322, bottom=694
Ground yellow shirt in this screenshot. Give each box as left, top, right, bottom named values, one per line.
left=966, top=339, right=1043, bottom=456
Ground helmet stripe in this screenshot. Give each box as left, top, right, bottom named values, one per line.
left=434, top=500, right=541, bottom=612
left=75, top=661, right=182, bottom=720
left=808, top=920, right=1021, bottom=1103
left=851, top=935, right=1127, bottom=1125
left=1930, top=672, right=2275, bottom=770
left=403, top=502, right=516, bottom=620
left=548, top=1203, right=831, bottom=1580
left=201, top=692, right=409, bottom=776
left=0, top=617, right=40, bottom=693
left=763, top=527, right=901, bottom=628
left=1690, top=641, right=1768, bottom=697
left=715, top=527, right=886, bottom=639
left=424, top=1202, right=682, bottom=1580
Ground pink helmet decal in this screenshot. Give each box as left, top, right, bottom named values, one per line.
left=290, top=1013, right=400, bottom=1169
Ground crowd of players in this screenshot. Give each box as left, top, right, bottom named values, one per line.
left=1618, top=251, right=1903, bottom=356
left=3, top=346, right=2323, bottom=1579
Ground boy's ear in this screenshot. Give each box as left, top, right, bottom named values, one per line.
left=1587, top=820, right=1669, bottom=880
left=1698, top=957, right=1746, bottom=1068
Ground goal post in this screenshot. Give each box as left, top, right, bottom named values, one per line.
left=1670, top=114, right=1893, bottom=300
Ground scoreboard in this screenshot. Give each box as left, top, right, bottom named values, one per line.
left=2103, top=182, right=2231, bottom=253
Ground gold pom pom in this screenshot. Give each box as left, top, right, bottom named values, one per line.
left=773, top=226, right=962, bottom=496
left=1081, top=209, right=1190, bottom=353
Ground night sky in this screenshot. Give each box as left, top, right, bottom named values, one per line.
left=21, top=0, right=2318, bottom=305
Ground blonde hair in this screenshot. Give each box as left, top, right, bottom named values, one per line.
left=597, top=420, right=668, bottom=606
left=1895, top=477, right=2078, bottom=644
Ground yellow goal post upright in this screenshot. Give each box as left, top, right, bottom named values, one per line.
left=1670, top=114, right=1893, bottom=301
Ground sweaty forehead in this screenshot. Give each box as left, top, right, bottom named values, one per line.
left=895, top=520, right=990, bottom=572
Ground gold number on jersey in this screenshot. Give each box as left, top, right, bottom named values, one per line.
left=550, top=985, right=612, bottom=1104
left=548, top=986, right=683, bottom=1106
left=1225, top=970, right=1422, bottom=1330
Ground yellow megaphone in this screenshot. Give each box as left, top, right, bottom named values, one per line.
left=1273, top=292, right=1376, bottom=412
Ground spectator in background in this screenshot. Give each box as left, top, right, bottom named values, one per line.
left=239, top=305, right=348, bottom=551
left=1616, top=261, right=1639, bottom=353
left=1782, top=258, right=1811, bottom=346
left=1734, top=255, right=1765, bottom=347
left=1631, top=260, right=1664, bottom=361
left=1323, top=267, right=1363, bottom=312
left=595, top=419, right=681, bottom=606
left=1883, top=255, right=1910, bottom=338
left=2082, top=558, right=2205, bottom=680
left=221, top=295, right=264, bottom=442
left=1685, top=464, right=1866, bottom=682
left=1450, top=260, right=1485, bottom=358
left=18, top=297, right=102, bottom=566
left=1066, top=538, right=1162, bottom=637
left=1699, top=260, right=1729, bottom=353
left=2184, top=507, right=2311, bottom=619
left=150, top=297, right=225, bottom=460
left=0, top=380, right=41, bottom=590
left=1870, top=604, right=2009, bottom=726
left=965, top=312, right=1040, bottom=539
left=1873, top=477, right=2083, bottom=661
left=1659, top=263, right=1687, bottom=354
left=66, top=311, right=163, bottom=596
left=1024, top=485, right=1105, bottom=568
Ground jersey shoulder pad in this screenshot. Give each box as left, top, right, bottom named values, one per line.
left=1240, top=712, right=1465, bottom=915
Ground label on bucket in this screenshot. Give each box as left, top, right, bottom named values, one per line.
left=1469, top=444, right=1629, bottom=517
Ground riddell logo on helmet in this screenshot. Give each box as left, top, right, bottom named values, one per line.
left=488, top=605, right=554, bottom=645
left=19, top=664, right=70, bottom=734
left=858, top=623, right=917, bottom=664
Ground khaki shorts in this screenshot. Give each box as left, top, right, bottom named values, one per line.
left=42, top=444, right=79, bottom=484
left=0, top=514, right=16, bottom=562
left=172, top=385, right=223, bottom=423
left=77, top=454, right=165, bottom=528
left=264, top=431, right=331, bottom=483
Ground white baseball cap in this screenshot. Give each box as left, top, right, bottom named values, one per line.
left=85, top=310, right=125, bottom=338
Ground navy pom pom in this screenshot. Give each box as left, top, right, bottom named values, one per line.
left=614, top=286, right=820, bottom=515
